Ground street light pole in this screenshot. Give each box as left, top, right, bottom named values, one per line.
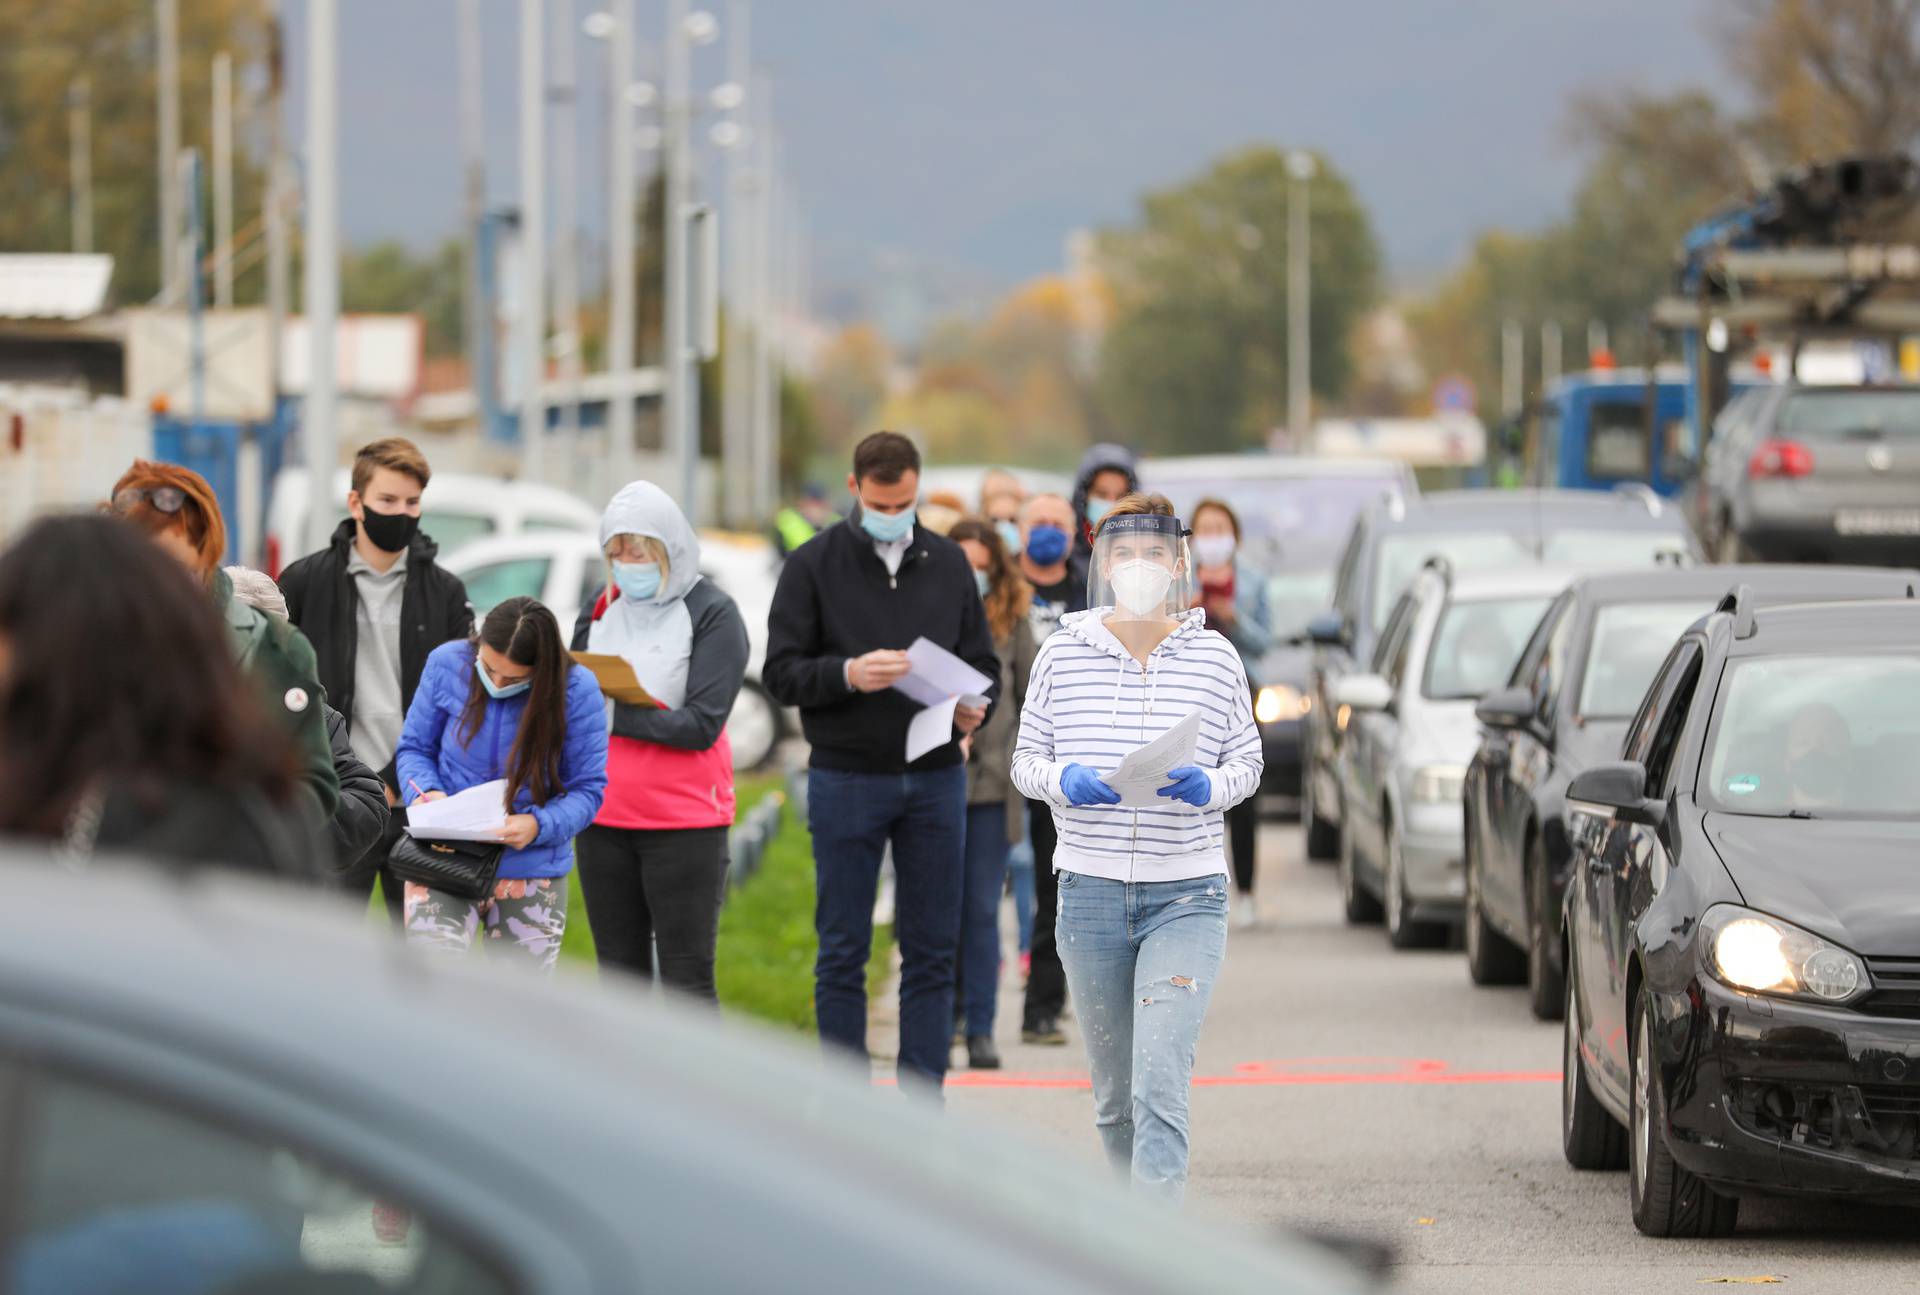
left=1286, top=149, right=1315, bottom=447
left=721, top=0, right=751, bottom=528
left=156, top=0, right=182, bottom=301
left=604, top=0, right=639, bottom=487
left=519, top=0, right=548, bottom=479
left=550, top=0, right=582, bottom=485
left=663, top=0, right=695, bottom=518
left=212, top=51, right=235, bottom=309
left=457, top=0, right=488, bottom=434
left=303, top=0, right=340, bottom=559
left=67, top=77, right=92, bottom=254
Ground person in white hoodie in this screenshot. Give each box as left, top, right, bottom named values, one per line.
left=1011, top=494, right=1262, bottom=1199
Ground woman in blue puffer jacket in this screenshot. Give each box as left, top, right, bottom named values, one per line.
left=395, top=596, right=608, bottom=970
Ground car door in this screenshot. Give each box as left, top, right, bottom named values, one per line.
left=1484, top=595, right=1571, bottom=935
left=1343, top=590, right=1414, bottom=869
left=1310, top=524, right=1367, bottom=807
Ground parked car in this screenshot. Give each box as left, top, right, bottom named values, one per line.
left=1301, top=488, right=1700, bottom=862
left=1560, top=592, right=1920, bottom=1236
left=0, top=852, right=1366, bottom=1292
left=1463, top=564, right=1920, bottom=1019
left=1135, top=454, right=1418, bottom=804
left=1691, top=382, right=1920, bottom=565
left=263, top=466, right=599, bottom=576
left=442, top=529, right=787, bottom=770
left=1331, top=562, right=1587, bottom=948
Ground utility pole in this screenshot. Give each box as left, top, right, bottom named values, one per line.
left=157, top=0, right=182, bottom=301
left=1501, top=319, right=1524, bottom=418
left=750, top=77, right=777, bottom=524
left=212, top=51, right=236, bottom=309
left=265, top=13, right=289, bottom=400
left=1286, top=149, right=1315, bottom=446
left=721, top=1, right=752, bottom=527
left=664, top=0, right=695, bottom=517
left=458, top=0, right=488, bottom=431
left=518, top=0, right=548, bottom=479
left=67, top=78, right=92, bottom=254
left=604, top=0, right=639, bottom=486
left=550, top=0, right=582, bottom=482
left=303, top=0, right=339, bottom=558
left=1541, top=319, right=1562, bottom=393
left=183, top=151, right=206, bottom=435
left=1587, top=318, right=1609, bottom=363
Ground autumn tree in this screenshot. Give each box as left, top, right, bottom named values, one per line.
left=1720, top=0, right=1920, bottom=162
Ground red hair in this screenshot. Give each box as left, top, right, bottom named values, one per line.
left=109, top=460, right=227, bottom=577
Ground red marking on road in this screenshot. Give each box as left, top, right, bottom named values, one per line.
left=876, top=1057, right=1562, bottom=1090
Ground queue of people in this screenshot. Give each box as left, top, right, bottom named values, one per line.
left=0, top=427, right=1261, bottom=1203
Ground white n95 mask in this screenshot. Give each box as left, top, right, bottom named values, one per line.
left=1110, top=560, right=1174, bottom=616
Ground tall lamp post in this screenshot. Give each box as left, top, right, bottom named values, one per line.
left=663, top=2, right=720, bottom=521
left=1286, top=148, right=1315, bottom=448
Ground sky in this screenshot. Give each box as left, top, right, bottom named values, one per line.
left=283, top=0, right=1736, bottom=325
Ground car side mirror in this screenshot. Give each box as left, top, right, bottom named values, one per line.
left=1474, top=685, right=1535, bottom=730
left=1306, top=611, right=1346, bottom=647
left=1568, top=760, right=1665, bottom=827
left=1333, top=673, right=1394, bottom=714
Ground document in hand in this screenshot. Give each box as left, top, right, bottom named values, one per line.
left=893, top=637, right=994, bottom=762
left=571, top=652, right=664, bottom=708
left=406, top=778, right=510, bottom=842
left=1105, top=711, right=1204, bottom=808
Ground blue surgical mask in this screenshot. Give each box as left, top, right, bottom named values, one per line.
left=973, top=568, right=992, bottom=598
left=994, top=519, right=1023, bottom=556
left=1084, top=498, right=1113, bottom=526
left=475, top=656, right=531, bottom=701
left=1025, top=523, right=1069, bottom=565
left=613, top=561, right=662, bottom=602
left=859, top=504, right=916, bottom=544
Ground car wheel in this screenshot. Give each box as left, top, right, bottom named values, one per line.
left=1384, top=816, right=1446, bottom=950
left=1526, top=837, right=1567, bottom=1021
left=1562, top=955, right=1626, bottom=1170
left=1464, top=822, right=1525, bottom=985
left=1303, top=755, right=1338, bottom=862
left=1339, top=814, right=1382, bottom=925
left=726, top=681, right=781, bottom=771
left=1628, top=988, right=1739, bottom=1237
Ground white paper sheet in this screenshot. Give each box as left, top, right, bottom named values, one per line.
left=893, top=637, right=994, bottom=709
left=405, top=778, right=509, bottom=841
left=1105, top=711, right=1203, bottom=808
left=906, top=695, right=962, bottom=763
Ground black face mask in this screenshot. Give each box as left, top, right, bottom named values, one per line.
left=359, top=507, right=419, bottom=554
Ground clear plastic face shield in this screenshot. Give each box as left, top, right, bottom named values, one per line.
left=1087, top=512, right=1196, bottom=625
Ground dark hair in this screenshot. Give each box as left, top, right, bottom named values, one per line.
left=352, top=436, right=431, bottom=495
left=0, top=515, right=298, bottom=836
left=852, top=431, right=921, bottom=485
left=948, top=516, right=1033, bottom=641
left=1190, top=496, right=1242, bottom=543
left=109, top=459, right=227, bottom=577
left=460, top=597, right=571, bottom=810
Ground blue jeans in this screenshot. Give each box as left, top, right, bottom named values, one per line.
left=957, top=802, right=1011, bottom=1037
left=1007, top=807, right=1036, bottom=954
left=1056, top=870, right=1228, bottom=1199
left=808, top=765, right=967, bottom=1088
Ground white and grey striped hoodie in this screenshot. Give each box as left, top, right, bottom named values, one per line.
left=1012, top=607, right=1262, bottom=883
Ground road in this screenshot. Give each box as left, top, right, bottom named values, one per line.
left=942, top=823, right=1920, bottom=1293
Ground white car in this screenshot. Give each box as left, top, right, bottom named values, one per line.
left=264, top=467, right=599, bottom=576
left=442, top=529, right=786, bottom=770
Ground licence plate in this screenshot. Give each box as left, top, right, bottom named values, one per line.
left=1835, top=509, right=1920, bottom=536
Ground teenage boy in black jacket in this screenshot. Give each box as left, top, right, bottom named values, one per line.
left=764, top=431, right=1001, bottom=1091
left=278, top=438, right=473, bottom=918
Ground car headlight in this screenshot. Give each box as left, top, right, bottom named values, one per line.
left=1702, top=904, right=1870, bottom=1003
left=1411, top=764, right=1466, bottom=803
left=1255, top=684, right=1308, bottom=724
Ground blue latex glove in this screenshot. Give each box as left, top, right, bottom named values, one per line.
left=1060, top=763, right=1122, bottom=806
left=1157, top=765, right=1213, bottom=808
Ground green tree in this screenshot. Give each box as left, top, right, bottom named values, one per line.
left=1095, top=146, right=1381, bottom=453
left=0, top=0, right=272, bottom=303
left=340, top=239, right=465, bottom=357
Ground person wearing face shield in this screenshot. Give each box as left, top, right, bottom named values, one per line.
left=570, top=482, right=750, bottom=1003
left=1011, top=494, right=1263, bottom=1199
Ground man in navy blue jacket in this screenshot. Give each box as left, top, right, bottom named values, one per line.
left=763, top=431, right=1002, bottom=1091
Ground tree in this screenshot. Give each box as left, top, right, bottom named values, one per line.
left=1720, top=0, right=1920, bottom=162
left=341, top=239, right=465, bottom=357
left=0, top=0, right=273, bottom=303
left=810, top=324, right=894, bottom=456
left=1095, top=146, right=1381, bottom=454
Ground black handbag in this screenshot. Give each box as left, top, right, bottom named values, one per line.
left=387, top=834, right=505, bottom=902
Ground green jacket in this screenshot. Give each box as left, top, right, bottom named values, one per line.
left=213, top=568, right=340, bottom=821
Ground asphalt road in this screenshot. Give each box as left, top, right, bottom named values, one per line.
left=941, top=822, right=1920, bottom=1293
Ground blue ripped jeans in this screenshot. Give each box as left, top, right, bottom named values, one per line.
left=1055, top=870, right=1227, bottom=1200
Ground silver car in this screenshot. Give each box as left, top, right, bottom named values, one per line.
left=1331, top=564, right=1591, bottom=950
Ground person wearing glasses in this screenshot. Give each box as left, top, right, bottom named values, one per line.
left=109, top=462, right=339, bottom=824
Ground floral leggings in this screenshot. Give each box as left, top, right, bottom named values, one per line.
left=403, top=878, right=570, bottom=973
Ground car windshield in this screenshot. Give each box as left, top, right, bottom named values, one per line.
left=1422, top=596, right=1551, bottom=701
left=460, top=557, right=550, bottom=616
left=1703, top=653, right=1920, bottom=818
left=1155, top=474, right=1399, bottom=549
left=1372, top=532, right=1532, bottom=628
left=1778, top=389, right=1920, bottom=440
left=1265, top=567, right=1335, bottom=641
left=1576, top=600, right=1710, bottom=719
left=1539, top=527, right=1688, bottom=566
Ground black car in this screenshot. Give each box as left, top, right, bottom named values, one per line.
left=1302, top=488, right=1699, bottom=859
left=1560, top=592, right=1920, bottom=1236
left=1462, top=565, right=1920, bottom=1020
